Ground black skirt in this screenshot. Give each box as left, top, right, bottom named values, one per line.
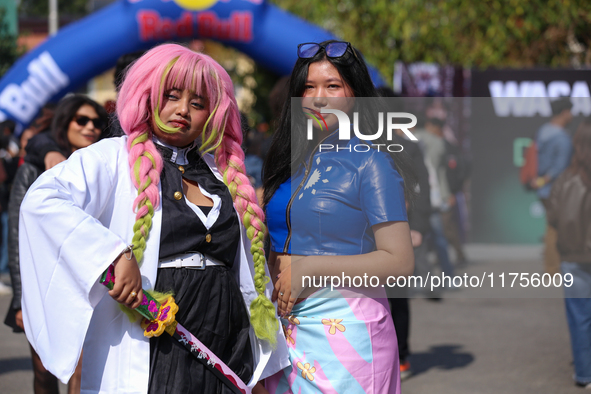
left=148, top=266, right=253, bottom=394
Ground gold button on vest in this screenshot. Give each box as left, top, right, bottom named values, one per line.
left=174, top=191, right=183, bottom=200
left=205, top=234, right=212, bottom=243
left=178, top=165, right=185, bottom=174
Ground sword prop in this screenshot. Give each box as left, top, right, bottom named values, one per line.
left=99, top=264, right=250, bottom=394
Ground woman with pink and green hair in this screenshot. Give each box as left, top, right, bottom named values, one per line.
left=18, top=43, right=288, bottom=393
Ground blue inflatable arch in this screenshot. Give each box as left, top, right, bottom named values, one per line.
left=0, top=0, right=385, bottom=131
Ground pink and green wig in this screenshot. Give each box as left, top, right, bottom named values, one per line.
left=116, top=43, right=278, bottom=345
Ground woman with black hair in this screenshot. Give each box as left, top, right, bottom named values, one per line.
left=22, top=95, right=109, bottom=171
left=263, top=41, right=415, bottom=393
left=5, top=94, right=106, bottom=394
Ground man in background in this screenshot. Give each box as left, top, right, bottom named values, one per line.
left=532, top=98, right=573, bottom=274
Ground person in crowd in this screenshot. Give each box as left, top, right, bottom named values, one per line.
left=377, top=86, right=432, bottom=380
left=531, top=97, right=573, bottom=275
left=546, top=118, right=591, bottom=389
left=103, top=50, right=147, bottom=136
left=242, top=114, right=265, bottom=204
left=0, top=120, right=20, bottom=163
left=265, top=76, right=290, bottom=159
left=414, top=117, right=456, bottom=281
left=268, top=76, right=289, bottom=128
left=0, top=120, right=17, bottom=280
left=263, top=40, right=415, bottom=393
left=421, top=100, right=470, bottom=269
left=0, top=106, right=55, bottom=296
left=16, top=104, right=56, bottom=167
left=18, top=44, right=288, bottom=393
left=17, top=130, right=37, bottom=164
left=24, top=52, right=144, bottom=173
left=5, top=94, right=107, bottom=394
left=439, top=135, right=469, bottom=268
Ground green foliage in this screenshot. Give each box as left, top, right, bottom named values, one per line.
left=0, top=7, right=24, bottom=78
left=272, top=0, right=591, bottom=83
left=18, top=0, right=89, bottom=17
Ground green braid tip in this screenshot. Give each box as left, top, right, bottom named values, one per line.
left=249, top=295, right=279, bottom=348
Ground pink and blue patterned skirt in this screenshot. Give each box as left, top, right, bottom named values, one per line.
left=267, top=288, right=400, bottom=394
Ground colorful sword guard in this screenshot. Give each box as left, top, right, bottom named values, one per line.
left=140, top=296, right=179, bottom=338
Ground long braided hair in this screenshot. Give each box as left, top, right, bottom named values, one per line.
left=116, top=43, right=277, bottom=345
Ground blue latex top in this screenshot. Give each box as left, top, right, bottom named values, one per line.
left=266, top=132, right=407, bottom=255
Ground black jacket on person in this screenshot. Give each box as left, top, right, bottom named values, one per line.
left=5, top=133, right=55, bottom=331
left=5, top=160, right=43, bottom=331
left=24, top=116, right=122, bottom=170
left=23, top=131, right=61, bottom=169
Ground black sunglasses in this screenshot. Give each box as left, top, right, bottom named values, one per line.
left=297, top=41, right=361, bottom=63
left=74, top=115, right=105, bottom=131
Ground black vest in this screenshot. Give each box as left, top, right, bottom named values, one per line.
left=156, top=144, right=240, bottom=267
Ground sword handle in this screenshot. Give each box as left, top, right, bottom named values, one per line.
left=99, top=263, right=160, bottom=320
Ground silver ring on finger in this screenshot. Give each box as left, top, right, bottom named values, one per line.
left=280, top=292, right=284, bottom=296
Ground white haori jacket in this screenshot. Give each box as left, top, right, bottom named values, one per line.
left=19, top=136, right=289, bottom=393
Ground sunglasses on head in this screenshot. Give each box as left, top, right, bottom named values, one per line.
left=297, top=41, right=360, bottom=62
left=74, top=115, right=105, bottom=131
